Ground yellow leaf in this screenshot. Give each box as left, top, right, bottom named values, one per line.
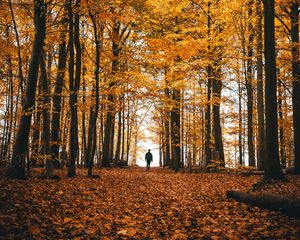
left=127, top=227, right=137, bottom=237
left=117, top=229, right=128, bottom=235
left=63, top=217, right=73, bottom=224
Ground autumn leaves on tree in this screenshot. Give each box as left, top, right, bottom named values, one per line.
left=0, top=0, right=299, bottom=179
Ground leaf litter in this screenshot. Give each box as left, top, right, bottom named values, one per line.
left=0, top=167, right=299, bottom=239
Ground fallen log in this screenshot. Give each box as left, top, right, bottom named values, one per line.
left=226, top=190, right=300, bottom=218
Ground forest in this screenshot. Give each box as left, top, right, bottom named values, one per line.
left=0, top=0, right=299, bottom=239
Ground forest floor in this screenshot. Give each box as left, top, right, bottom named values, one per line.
left=0, top=167, right=300, bottom=240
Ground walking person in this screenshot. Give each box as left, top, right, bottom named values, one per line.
left=145, top=149, right=153, bottom=171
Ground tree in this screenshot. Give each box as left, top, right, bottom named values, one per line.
left=40, top=52, right=53, bottom=177
left=67, top=0, right=81, bottom=177
left=290, top=2, right=300, bottom=174
left=246, top=0, right=255, bottom=167
left=263, top=0, right=285, bottom=180
left=102, top=21, right=121, bottom=167
left=86, top=6, right=103, bottom=177
left=256, top=0, right=264, bottom=170
left=8, top=0, right=46, bottom=179
left=51, top=1, right=68, bottom=167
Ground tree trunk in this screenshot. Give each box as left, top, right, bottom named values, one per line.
left=212, top=69, right=225, bottom=164
left=121, top=95, right=126, bottom=161
left=226, top=190, right=300, bottom=218
left=238, top=72, right=243, bottom=165
left=67, top=0, right=81, bottom=177
left=8, top=0, right=46, bottom=179
left=263, top=0, right=285, bottom=180
left=205, top=66, right=212, bottom=166
left=170, top=88, right=181, bottom=171
left=291, top=3, right=300, bottom=174
left=1, top=30, right=14, bottom=162
left=40, top=52, right=53, bottom=177
left=114, top=109, right=122, bottom=163
left=51, top=2, right=67, bottom=167
left=246, top=0, right=255, bottom=167
left=86, top=10, right=101, bottom=177
left=278, top=80, right=286, bottom=168
left=164, top=85, right=171, bottom=167
left=256, top=0, right=265, bottom=170
left=102, top=23, right=120, bottom=167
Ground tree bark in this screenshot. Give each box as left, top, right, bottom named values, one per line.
left=246, top=0, right=255, bottom=167
left=226, top=190, right=300, bottom=218
left=40, top=52, right=53, bottom=177
left=114, top=109, right=122, bottom=163
left=67, top=0, right=81, bottom=177
left=291, top=3, right=300, bottom=174
left=86, top=10, right=101, bottom=176
left=164, top=81, right=171, bottom=167
left=51, top=2, right=67, bottom=167
left=263, top=0, right=285, bottom=180
left=8, top=0, right=46, bottom=179
left=238, top=72, right=243, bottom=165
left=278, top=80, right=286, bottom=168
left=212, top=68, right=225, bottom=164
left=102, top=22, right=120, bottom=167
left=170, top=87, right=181, bottom=171
left=205, top=66, right=212, bottom=166
left=256, top=0, right=265, bottom=170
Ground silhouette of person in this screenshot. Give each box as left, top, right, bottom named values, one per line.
left=145, top=149, right=153, bottom=171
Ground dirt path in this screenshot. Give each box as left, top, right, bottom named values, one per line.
left=0, top=167, right=299, bottom=239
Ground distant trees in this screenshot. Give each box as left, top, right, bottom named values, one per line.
left=0, top=0, right=298, bottom=179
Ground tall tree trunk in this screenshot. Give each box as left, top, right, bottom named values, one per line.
left=205, top=66, right=212, bottom=166
left=31, top=93, right=41, bottom=167
left=40, top=52, right=53, bottom=177
left=192, top=99, right=197, bottom=165
left=81, top=56, right=87, bottom=167
left=170, top=88, right=181, bottom=171
left=164, top=85, right=171, bottom=167
left=1, top=30, right=14, bottom=162
left=291, top=3, right=300, bottom=174
left=102, top=22, right=120, bottom=167
left=8, top=0, right=46, bottom=179
left=212, top=68, right=225, bottom=164
left=278, top=80, right=286, bottom=168
left=126, top=96, right=131, bottom=164
left=263, top=0, right=284, bottom=180
left=256, top=0, right=265, bottom=170
left=238, top=71, right=243, bottom=165
left=246, top=0, right=255, bottom=167
left=114, top=109, right=122, bottom=163
left=67, top=0, right=81, bottom=177
left=121, top=95, right=125, bottom=161
left=86, top=10, right=101, bottom=176
left=51, top=2, right=67, bottom=167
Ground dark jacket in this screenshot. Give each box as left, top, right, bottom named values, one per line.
left=145, top=152, right=153, bottom=162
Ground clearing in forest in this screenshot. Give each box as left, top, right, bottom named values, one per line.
left=0, top=167, right=300, bottom=239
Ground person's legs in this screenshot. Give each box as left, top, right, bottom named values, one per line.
left=146, top=160, right=150, bottom=170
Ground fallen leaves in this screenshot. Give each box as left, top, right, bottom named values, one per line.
left=30, top=225, right=41, bottom=235
left=117, top=227, right=137, bottom=237
left=63, top=217, right=73, bottom=224
left=0, top=167, right=299, bottom=239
